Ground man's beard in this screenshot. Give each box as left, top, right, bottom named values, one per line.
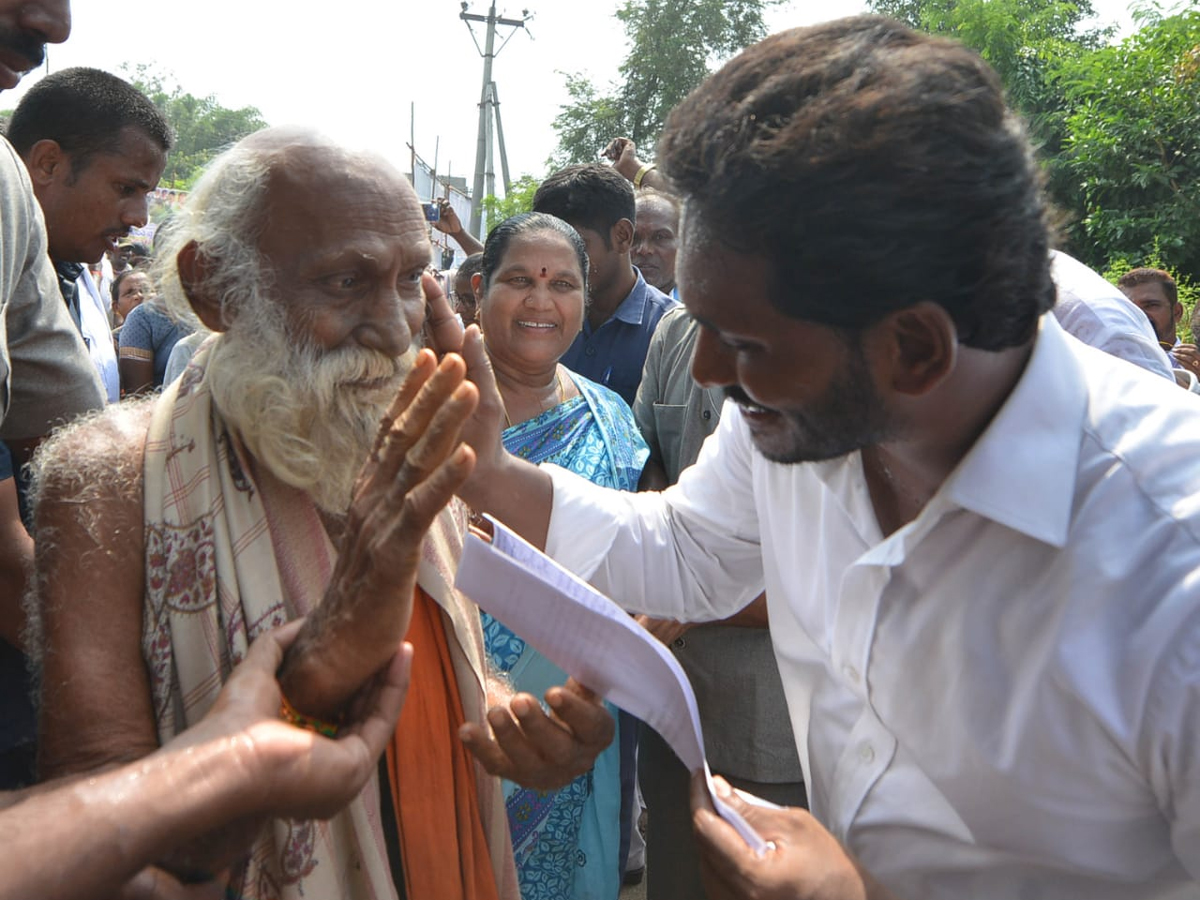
left=207, top=292, right=416, bottom=515
left=724, top=339, right=898, bottom=465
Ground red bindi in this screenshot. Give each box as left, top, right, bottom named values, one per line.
left=540, top=267, right=548, bottom=277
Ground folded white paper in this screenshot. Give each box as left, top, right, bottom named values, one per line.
left=455, top=514, right=774, bottom=854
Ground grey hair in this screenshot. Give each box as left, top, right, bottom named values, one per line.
left=152, top=140, right=274, bottom=331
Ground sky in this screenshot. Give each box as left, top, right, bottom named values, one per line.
left=5, top=0, right=1139, bottom=198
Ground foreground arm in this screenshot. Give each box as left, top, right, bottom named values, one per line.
left=0, top=622, right=411, bottom=900
left=690, top=773, right=902, bottom=900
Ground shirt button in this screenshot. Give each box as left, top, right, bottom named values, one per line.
left=585, top=346, right=596, bottom=357
left=858, top=742, right=875, bottom=763
left=843, top=664, right=861, bottom=684
left=702, top=410, right=712, bottom=420
left=673, top=637, right=687, bottom=649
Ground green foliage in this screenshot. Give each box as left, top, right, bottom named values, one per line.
left=1102, top=239, right=1200, bottom=342
left=551, top=0, right=773, bottom=167
left=123, top=64, right=267, bottom=189
left=866, top=0, right=1200, bottom=284
left=481, top=173, right=541, bottom=227
left=1057, top=8, right=1200, bottom=280
left=866, top=0, right=1107, bottom=223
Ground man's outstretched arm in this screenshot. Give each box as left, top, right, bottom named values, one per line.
left=0, top=622, right=411, bottom=900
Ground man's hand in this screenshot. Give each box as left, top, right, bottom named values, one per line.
left=114, top=622, right=412, bottom=900
left=278, top=350, right=478, bottom=720
left=1174, top=342, right=1200, bottom=377
left=460, top=679, right=615, bottom=791
left=432, top=200, right=484, bottom=254
left=602, top=136, right=643, bottom=183
left=422, top=271, right=465, bottom=356
left=690, top=773, right=899, bottom=900
left=173, top=620, right=413, bottom=821
left=432, top=199, right=465, bottom=236
left=636, top=613, right=693, bottom=646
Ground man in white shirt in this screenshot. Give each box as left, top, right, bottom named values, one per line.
left=445, top=15, right=1200, bottom=900
left=1050, top=249, right=1175, bottom=381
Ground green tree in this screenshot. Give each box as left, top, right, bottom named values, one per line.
left=551, top=0, right=774, bottom=167
left=124, top=65, right=267, bottom=189
left=866, top=0, right=1108, bottom=224
left=481, top=173, right=541, bottom=227
left=1057, top=8, right=1200, bottom=279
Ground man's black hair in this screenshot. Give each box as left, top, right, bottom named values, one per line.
left=658, top=16, right=1055, bottom=351
left=532, top=164, right=635, bottom=249
left=7, top=67, right=173, bottom=173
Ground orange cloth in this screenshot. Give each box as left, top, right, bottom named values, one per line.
left=387, top=587, right=501, bottom=900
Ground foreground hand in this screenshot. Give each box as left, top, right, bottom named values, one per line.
left=178, top=620, right=414, bottom=821
left=120, top=867, right=225, bottom=900
left=461, top=679, right=615, bottom=791
left=636, top=613, right=693, bottom=646
left=691, top=773, right=897, bottom=900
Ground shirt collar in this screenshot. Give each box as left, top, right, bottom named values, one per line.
left=941, top=314, right=1086, bottom=548
left=613, top=269, right=654, bottom=325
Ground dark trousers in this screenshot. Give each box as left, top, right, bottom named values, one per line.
left=639, top=726, right=807, bottom=900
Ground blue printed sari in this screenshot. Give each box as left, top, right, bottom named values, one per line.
left=481, top=373, right=648, bottom=900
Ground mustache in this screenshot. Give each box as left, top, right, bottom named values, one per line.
left=0, top=27, right=47, bottom=69
left=724, top=385, right=755, bottom=406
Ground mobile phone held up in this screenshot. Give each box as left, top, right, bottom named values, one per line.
left=422, top=201, right=440, bottom=223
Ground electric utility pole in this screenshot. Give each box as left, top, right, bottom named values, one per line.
left=460, top=2, right=531, bottom=239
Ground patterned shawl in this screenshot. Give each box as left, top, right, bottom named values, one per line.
left=141, top=340, right=518, bottom=900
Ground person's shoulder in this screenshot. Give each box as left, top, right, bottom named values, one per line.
left=642, top=281, right=679, bottom=315
left=28, top=400, right=155, bottom=513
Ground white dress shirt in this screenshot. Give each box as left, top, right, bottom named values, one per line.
left=76, top=267, right=120, bottom=403
left=1050, top=250, right=1175, bottom=381
left=544, top=315, right=1200, bottom=899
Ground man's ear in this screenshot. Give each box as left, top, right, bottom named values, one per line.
left=611, top=218, right=634, bottom=254
left=1174, top=302, right=1185, bottom=326
left=23, top=139, right=68, bottom=187
left=471, top=272, right=484, bottom=299
left=176, top=240, right=228, bottom=332
left=877, top=301, right=957, bottom=397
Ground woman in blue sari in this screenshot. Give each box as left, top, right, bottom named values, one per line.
left=472, top=212, right=648, bottom=900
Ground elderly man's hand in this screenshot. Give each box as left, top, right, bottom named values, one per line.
left=460, top=678, right=615, bottom=791
left=690, top=773, right=899, bottom=900
left=278, top=350, right=478, bottom=721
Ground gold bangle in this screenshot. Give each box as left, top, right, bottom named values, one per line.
left=280, top=692, right=340, bottom=738
left=633, top=163, right=656, bottom=189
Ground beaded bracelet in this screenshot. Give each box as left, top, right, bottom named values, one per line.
left=280, top=693, right=341, bottom=738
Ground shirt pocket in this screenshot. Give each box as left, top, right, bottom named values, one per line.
left=652, top=403, right=686, bottom=462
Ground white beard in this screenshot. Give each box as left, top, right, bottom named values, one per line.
left=206, top=298, right=416, bottom=515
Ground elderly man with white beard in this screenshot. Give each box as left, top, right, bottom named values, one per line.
left=28, top=127, right=613, bottom=900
